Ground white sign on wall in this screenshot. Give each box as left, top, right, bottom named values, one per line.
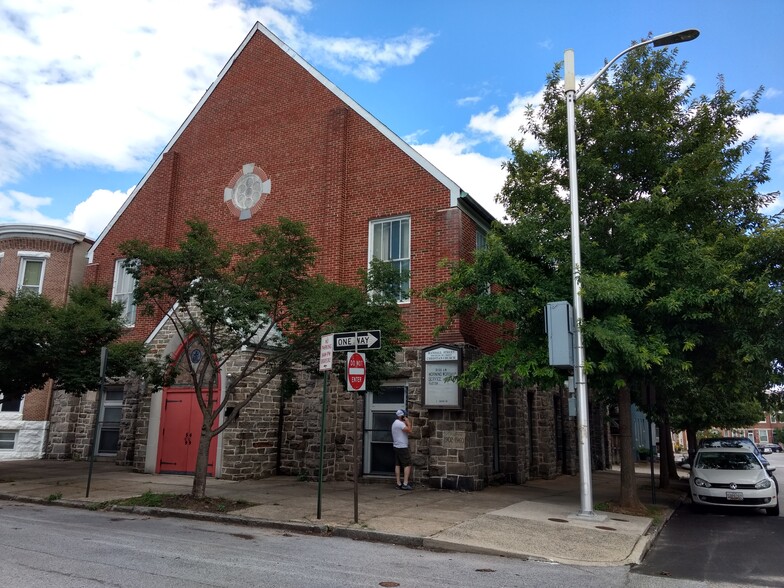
left=422, top=344, right=462, bottom=409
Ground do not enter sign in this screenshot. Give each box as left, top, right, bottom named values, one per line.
left=347, top=352, right=366, bottom=392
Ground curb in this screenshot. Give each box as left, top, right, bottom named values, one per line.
left=0, top=493, right=425, bottom=551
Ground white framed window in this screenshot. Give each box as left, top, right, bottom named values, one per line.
left=771, top=413, right=779, bottom=424
left=17, top=251, right=50, bottom=295
left=369, top=216, right=410, bottom=302
left=759, top=429, right=770, bottom=443
left=0, top=394, right=23, bottom=413
left=112, top=259, right=137, bottom=326
left=476, top=229, right=487, bottom=251
left=96, top=385, right=124, bottom=456
left=0, top=431, right=16, bottom=450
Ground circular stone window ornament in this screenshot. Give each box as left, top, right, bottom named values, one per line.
left=224, top=163, right=271, bottom=220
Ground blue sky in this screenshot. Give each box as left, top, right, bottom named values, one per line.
left=1, top=0, right=782, bottom=238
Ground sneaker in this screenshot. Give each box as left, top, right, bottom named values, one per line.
left=400, top=483, right=413, bottom=491
left=395, top=483, right=403, bottom=490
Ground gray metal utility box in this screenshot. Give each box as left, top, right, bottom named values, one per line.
left=545, top=301, right=574, bottom=369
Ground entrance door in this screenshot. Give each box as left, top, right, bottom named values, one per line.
left=363, top=384, right=407, bottom=475
left=158, top=387, right=218, bottom=475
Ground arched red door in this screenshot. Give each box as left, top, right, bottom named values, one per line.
left=157, top=342, right=219, bottom=475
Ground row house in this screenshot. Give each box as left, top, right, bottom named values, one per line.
left=47, top=23, right=594, bottom=489
left=0, top=224, right=93, bottom=459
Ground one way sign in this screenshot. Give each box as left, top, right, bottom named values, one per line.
left=333, top=330, right=381, bottom=351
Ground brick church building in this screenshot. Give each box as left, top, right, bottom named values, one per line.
left=47, top=23, right=598, bottom=489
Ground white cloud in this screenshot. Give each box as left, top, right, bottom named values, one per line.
left=0, top=186, right=129, bottom=238
left=741, top=112, right=784, bottom=147
left=0, top=0, right=434, bottom=229
left=457, top=96, right=481, bottom=106
left=66, top=187, right=134, bottom=238
left=468, top=91, right=544, bottom=150
left=412, top=134, right=508, bottom=221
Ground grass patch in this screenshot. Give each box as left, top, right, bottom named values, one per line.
left=46, top=492, right=63, bottom=502
left=114, top=491, right=254, bottom=513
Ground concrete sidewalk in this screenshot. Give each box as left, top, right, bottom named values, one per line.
left=0, top=459, right=686, bottom=567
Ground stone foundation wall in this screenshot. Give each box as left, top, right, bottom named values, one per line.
left=46, top=334, right=586, bottom=490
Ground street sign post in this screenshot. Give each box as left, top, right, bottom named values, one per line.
left=333, top=330, right=381, bottom=351
left=319, top=334, right=334, bottom=372
left=346, top=352, right=366, bottom=392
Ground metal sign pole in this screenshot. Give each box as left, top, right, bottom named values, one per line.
left=317, top=369, right=328, bottom=519
left=86, top=346, right=108, bottom=498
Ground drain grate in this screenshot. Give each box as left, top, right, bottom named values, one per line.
left=595, top=525, right=617, bottom=531
left=547, top=518, right=569, bottom=523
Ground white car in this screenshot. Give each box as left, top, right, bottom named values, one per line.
left=688, top=447, right=779, bottom=516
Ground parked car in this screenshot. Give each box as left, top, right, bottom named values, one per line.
left=698, top=437, right=770, bottom=467
left=758, top=443, right=782, bottom=454
left=687, top=447, right=779, bottom=516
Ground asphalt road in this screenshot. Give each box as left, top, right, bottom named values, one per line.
left=1, top=500, right=643, bottom=588
left=632, top=451, right=784, bottom=587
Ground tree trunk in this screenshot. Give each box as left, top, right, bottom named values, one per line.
left=664, top=414, right=680, bottom=481
left=618, top=386, right=644, bottom=509
left=191, top=415, right=212, bottom=499
left=686, top=426, right=698, bottom=466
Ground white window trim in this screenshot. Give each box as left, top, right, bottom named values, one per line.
left=96, top=387, right=124, bottom=456
left=17, top=251, right=51, bottom=258
left=112, top=258, right=137, bottom=327
left=368, top=215, right=411, bottom=304
left=0, top=430, right=17, bottom=450
left=0, top=393, right=24, bottom=414
left=17, top=253, right=48, bottom=294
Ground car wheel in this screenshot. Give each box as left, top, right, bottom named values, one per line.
left=766, top=503, right=780, bottom=517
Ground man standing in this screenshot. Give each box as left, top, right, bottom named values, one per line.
left=391, top=409, right=413, bottom=490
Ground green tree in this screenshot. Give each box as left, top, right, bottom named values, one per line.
left=120, top=218, right=407, bottom=498
left=0, top=285, right=142, bottom=402
left=428, top=42, right=783, bottom=509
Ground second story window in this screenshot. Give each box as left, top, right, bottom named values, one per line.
left=17, top=252, right=49, bottom=295
left=112, top=259, right=138, bottom=326
left=369, top=216, right=410, bottom=302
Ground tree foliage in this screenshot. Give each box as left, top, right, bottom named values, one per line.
left=0, top=285, right=143, bottom=402
left=120, top=218, right=407, bottom=498
left=427, top=41, right=784, bottom=507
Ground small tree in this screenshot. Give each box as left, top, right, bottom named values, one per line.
left=120, top=218, right=406, bottom=498
left=0, top=285, right=142, bottom=402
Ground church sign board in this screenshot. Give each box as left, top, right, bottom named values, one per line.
left=422, top=344, right=462, bottom=409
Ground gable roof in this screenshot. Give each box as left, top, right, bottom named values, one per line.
left=88, top=22, right=493, bottom=262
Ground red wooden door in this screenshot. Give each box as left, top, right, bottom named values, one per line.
left=158, top=387, right=218, bottom=475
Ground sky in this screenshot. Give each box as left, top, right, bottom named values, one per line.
left=1, top=0, right=782, bottom=239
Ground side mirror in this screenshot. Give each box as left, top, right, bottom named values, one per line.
left=679, top=463, right=691, bottom=470
left=766, top=467, right=776, bottom=473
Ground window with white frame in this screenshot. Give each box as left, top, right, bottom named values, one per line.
left=476, top=229, right=487, bottom=251
left=759, top=429, right=770, bottom=443
left=369, top=216, right=410, bottom=302
left=17, top=252, right=50, bottom=295
left=0, top=431, right=17, bottom=450
left=96, top=385, right=124, bottom=455
left=112, top=259, right=137, bottom=326
left=771, top=412, right=778, bottom=424
left=0, top=393, right=22, bottom=413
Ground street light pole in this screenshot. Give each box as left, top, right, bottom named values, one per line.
left=563, top=30, right=699, bottom=518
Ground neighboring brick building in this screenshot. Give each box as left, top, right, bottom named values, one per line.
left=49, top=23, right=584, bottom=488
left=0, top=224, right=93, bottom=459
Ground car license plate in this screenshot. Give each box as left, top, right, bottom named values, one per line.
left=726, top=491, right=743, bottom=501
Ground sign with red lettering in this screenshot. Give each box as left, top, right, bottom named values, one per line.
left=347, top=352, right=366, bottom=392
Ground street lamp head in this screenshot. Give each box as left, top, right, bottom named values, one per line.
left=652, top=29, right=700, bottom=47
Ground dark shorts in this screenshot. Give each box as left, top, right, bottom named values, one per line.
left=394, top=447, right=412, bottom=468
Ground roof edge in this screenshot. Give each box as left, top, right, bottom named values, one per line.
left=88, top=21, right=494, bottom=262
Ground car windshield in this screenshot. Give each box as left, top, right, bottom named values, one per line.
left=695, top=451, right=761, bottom=470
left=700, top=439, right=753, bottom=450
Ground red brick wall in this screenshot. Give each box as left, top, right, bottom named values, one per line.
left=90, top=30, right=491, bottom=350
left=0, top=237, right=75, bottom=305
